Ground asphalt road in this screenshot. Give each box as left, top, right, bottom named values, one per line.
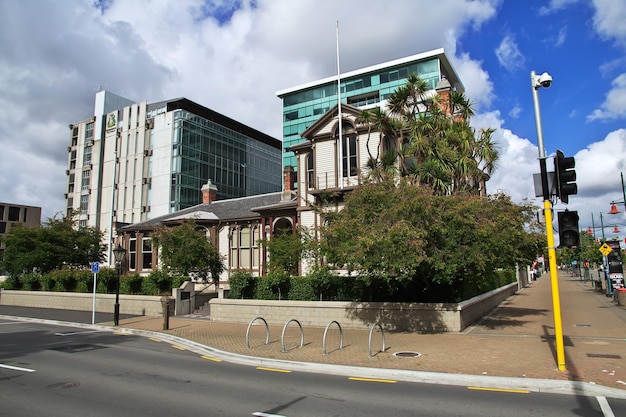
left=1, top=318, right=624, bottom=417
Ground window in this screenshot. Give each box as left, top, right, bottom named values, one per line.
left=8, top=206, right=20, bottom=221
left=82, top=170, right=91, bottom=190
left=342, top=135, right=357, bottom=178
left=129, top=236, right=137, bottom=270
left=80, top=195, right=89, bottom=214
left=85, top=122, right=94, bottom=141
left=229, top=229, right=238, bottom=268
left=142, top=237, right=152, bottom=270
left=0, top=205, right=4, bottom=220
left=239, top=226, right=251, bottom=268
left=0, top=222, right=6, bottom=233
left=307, top=152, right=315, bottom=188
left=71, top=126, right=78, bottom=146
left=83, top=145, right=92, bottom=166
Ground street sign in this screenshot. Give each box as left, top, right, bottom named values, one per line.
left=91, top=262, right=100, bottom=274
left=599, top=243, right=613, bottom=257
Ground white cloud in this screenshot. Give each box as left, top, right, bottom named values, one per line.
left=587, top=73, right=626, bottom=121
left=539, top=0, right=580, bottom=16
left=593, top=0, right=626, bottom=47
left=495, top=36, right=525, bottom=72
left=509, top=106, right=522, bottom=119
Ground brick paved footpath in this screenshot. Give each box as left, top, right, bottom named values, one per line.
left=116, top=270, right=626, bottom=391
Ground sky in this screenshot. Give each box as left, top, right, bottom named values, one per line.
left=1, top=0, right=625, bottom=245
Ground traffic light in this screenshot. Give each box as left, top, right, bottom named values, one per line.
left=557, top=210, right=580, bottom=248
left=553, top=150, right=577, bottom=204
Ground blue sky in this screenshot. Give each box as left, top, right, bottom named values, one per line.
left=0, top=0, right=624, bottom=243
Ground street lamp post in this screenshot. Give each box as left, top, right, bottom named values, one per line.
left=530, top=70, right=566, bottom=372
left=112, top=244, right=125, bottom=326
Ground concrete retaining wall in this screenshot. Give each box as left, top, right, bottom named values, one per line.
left=0, top=282, right=518, bottom=331
left=0, top=290, right=168, bottom=317
left=209, top=283, right=518, bottom=332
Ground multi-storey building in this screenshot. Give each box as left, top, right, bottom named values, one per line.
left=276, top=48, right=462, bottom=170
left=66, top=91, right=282, bottom=264
left=0, top=203, right=42, bottom=256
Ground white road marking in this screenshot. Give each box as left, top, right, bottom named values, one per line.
left=55, top=330, right=100, bottom=336
left=252, top=413, right=287, bottom=417
left=0, top=363, right=36, bottom=373
left=596, top=396, right=615, bottom=417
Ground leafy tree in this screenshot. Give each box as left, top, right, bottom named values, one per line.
left=0, top=212, right=105, bottom=276
left=320, top=181, right=543, bottom=302
left=151, top=220, right=224, bottom=288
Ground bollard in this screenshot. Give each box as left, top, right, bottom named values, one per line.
left=617, top=288, right=626, bottom=307
left=162, top=298, right=170, bottom=330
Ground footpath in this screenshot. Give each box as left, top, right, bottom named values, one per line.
left=2, top=269, right=626, bottom=396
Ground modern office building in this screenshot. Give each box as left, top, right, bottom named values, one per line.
left=276, top=48, right=463, bottom=169
left=66, top=91, right=282, bottom=263
left=0, top=203, right=42, bottom=254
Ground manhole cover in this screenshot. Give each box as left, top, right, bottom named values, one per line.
left=51, top=344, right=105, bottom=353
left=393, top=351, right=421, bottom=358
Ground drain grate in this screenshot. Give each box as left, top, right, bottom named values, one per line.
left=393, top=351, right=421, bottom=358
left=587, top=353, right=622, bottom=359
left=575, top=324, right=592, bottom=327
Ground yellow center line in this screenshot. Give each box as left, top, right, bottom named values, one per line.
left=171, top=345, right=186, bottom=351
left=468, top=386, right=530, bottom=394
left=349, top=377, right=397, bottom=384
left=256, top=367, right=292, bottom=373
left=149, top=337, right=162, bottom=342
left=112, top=331, right=129, bottom=336
left=201, top=355, right=222, bottom=362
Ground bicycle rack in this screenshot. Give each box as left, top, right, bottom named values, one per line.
left=246, top=316, right=270, bottom=349
left=322, top=320, right=344, bottom=355
left=281, top=318, right=304, bottom=352
left=368, top=323, right=386, bottom=358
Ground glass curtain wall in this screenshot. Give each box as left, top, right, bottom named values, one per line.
left=170, top=110, right=281, bottom=212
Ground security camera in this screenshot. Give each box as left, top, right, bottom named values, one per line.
left=537, top=72, right=552, bottom=88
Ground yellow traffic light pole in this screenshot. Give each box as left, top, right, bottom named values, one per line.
left=531, top=71, right=566, bottom=371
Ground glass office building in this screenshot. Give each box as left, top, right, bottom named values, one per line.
left=171, top=107, right=283, bottom=210
left=276, top=48, right=462, bottom=169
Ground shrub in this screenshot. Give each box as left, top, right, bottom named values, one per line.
left=21, top=273, right=41, bottom=291
left=3, top=275, right=22, bottom=289
left=143, top=270, right=172, bottom=295
left=75, top=270, right=93, bottom=293
left=228, top=271, right=255, bottom=299
left=287, top=276, right=317, bottom=301
left=255, top=270, right=290, bottom=300
left=121, top=273, right=143, bottom=295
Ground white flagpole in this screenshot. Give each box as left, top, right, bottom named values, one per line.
left=336, top=21, right=344, bottom=189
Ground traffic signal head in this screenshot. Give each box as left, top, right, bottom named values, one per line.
left=554, top=150, right=577, bottom=204
left=557, top=210, right=580, bottom=248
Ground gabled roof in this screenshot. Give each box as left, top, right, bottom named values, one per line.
left=300, top=103, right=362, bottom=139
left=119, top=192, right=296, bottom=232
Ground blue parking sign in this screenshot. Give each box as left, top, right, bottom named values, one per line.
left=91, top=262, right=100, bottom=274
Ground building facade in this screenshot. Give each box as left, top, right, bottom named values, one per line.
left=0, top=203, right=42, bottom=254
left=276, top=48, right=462, bottom=170
left=66, top=92, right=282, bottom=264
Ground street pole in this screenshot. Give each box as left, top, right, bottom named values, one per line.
left=531, top=70, right=566, bottom=372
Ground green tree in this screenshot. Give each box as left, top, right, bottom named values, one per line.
left=151, top=220, right=224, bottom=288
left=320, top=181, right=542, bottom=302
left=0, top=212, right=105, bottom=276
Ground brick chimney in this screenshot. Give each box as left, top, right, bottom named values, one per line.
left=435, top=76, right=452, bottom=117
left=201, top=180, right=218, bottom=203
left=283, top=166, right=296, bottom=191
